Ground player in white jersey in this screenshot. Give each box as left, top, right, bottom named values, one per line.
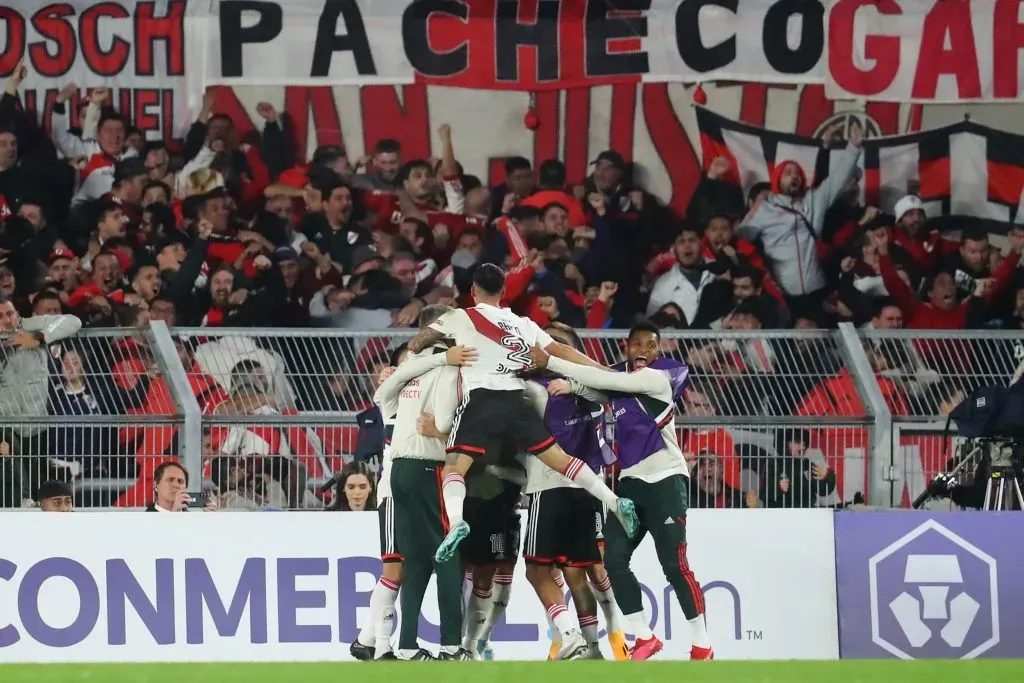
left=351, top=344, right=407, bottom=661
left=372, top=305, right=477, bottom=660
left=404, top=264, right=639, bottom=577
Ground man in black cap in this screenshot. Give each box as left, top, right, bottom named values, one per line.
left=37, top=480, right=74, bottom=512
left=590, top=150, right=626, bottom=198
left=111, top=157, right=149, bottom=210
left=351, top=245, right=386, bottom=275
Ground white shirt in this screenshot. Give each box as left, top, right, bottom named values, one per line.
left=373, top=349, right=460, bottom=463
left=646, top=264, right=716, bottom=322
left=428, top=303, right=553, bottom=394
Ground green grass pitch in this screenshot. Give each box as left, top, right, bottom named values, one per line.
left=1, top=661, right=1022, bottom=683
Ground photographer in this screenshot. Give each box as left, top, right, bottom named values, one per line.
left=145, top=461, right=218, bottom=512
left=765, top=429, right=837, bottom=509
left=0, top=297, right=82, bottom=504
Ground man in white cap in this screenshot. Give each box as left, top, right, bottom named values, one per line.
left=890, top=195, right=943, bottom=274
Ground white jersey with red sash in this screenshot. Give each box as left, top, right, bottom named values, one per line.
left=428, top=302, right=553, bottom=394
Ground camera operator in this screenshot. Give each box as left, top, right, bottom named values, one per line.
left=924, top=453, right=992, bottom=510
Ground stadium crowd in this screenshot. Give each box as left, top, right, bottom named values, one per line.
left=1, top=62, right=1022, bottom=512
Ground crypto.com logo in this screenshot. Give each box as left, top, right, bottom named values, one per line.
left=868, top=521, right=1000, bottom=659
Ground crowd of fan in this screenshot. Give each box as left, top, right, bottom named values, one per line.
left=1, top=61, right=1022, bottom=510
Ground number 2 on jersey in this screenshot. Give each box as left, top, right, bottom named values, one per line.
left=501, top=334, right=532, bottom=369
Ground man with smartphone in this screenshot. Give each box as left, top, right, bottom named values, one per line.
left=145, top=461, right=218, bottom=512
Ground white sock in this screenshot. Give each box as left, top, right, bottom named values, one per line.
left=560, top=458, right=619, bottom=509
left=578, top=613, right=599, bottom=646
left=481, top=573, right=513, bottom=642
left=546, top=603, right=576, bottom=639
left=464, top=585, right=492, bottom=649
left=545, top=609, right=561, bottom=644
left=689, top=615, right=711, bottom=648
left=625, top=611, right=653, bottom=640
left=440, top=644, right=459, bottom=655
left=590, top=574, right=622, bottom=633
left=357, top=578, right=389, bottom=646
left=398, top=648, right=420, bottom=659
left=553, top=570, right=565, bottom=590
left=372, top=577, right=400, bottom=657
left=441, top=472, right=466, bottom=527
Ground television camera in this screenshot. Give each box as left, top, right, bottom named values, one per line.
left=913, top=381, right=1024, bottom=511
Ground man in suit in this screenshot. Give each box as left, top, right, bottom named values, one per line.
left=145, top=461, right=218, bottom=512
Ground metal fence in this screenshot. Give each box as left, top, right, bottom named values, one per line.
left=0, top=322, right=1018, bottom=510
left=0, top=325, right=184, bottom=509
left=860, top=330, right=1024, bottom=508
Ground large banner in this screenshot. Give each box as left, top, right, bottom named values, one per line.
left=0, top=510, right=839, bottom=662
left=834, top=512, right=1024, bottom=659
left=207, top=0, right=827, bottom=90
left=697, top=106, right=1024, bottom=225
left=825, top=0, right=1024, bottom=103
left=0, top=0, right=1021, bottom=122
left=0, top=0, right=205, bottom=141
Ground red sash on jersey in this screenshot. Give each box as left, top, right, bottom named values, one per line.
left=465, top=308, right=510, bottom=346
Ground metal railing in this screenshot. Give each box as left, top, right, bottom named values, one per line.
left=0, top=322, right=1018, bottom=510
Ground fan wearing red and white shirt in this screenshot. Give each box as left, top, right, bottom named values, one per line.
left=405, top=263, right=639, bottom=567
left=52, top=87, right=137, bottom=207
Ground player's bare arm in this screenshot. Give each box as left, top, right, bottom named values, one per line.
left=530, top=345, right=667, bottom=396
left=374, top=345, right=477, bottom=410
left=408, top=327, right=447, bottom=353
left=545, top=340, right=609, bottom=371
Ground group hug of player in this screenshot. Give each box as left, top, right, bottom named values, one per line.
left=348, top=264, right=713, bottom=662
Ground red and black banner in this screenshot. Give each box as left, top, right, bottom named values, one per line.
left=696, top=106, right=1024, bottom=228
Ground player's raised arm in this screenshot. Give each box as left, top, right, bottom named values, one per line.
left=524, top=314, right=607, bottom=371
left=409, top=306, right=468, bottom=353
left=545, top=340, right=609, bottom=371
left=530, top=345, right=669, bottom=397
left=374, top=346, right=477, bottom=411
left=407, top=327, right=448, bottom=354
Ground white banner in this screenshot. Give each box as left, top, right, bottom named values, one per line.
left=825, top=0, right=1024, bottom=103
left=0, top=510, right=838, bottom=662
left=0, top=0, right=207, bottom=140
left=206, top=0, right=826, bottom=90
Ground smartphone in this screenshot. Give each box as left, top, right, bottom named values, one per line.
left=186, top=492, right=209, bottom=509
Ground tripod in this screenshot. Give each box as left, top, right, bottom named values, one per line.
left=982, top=465, right=1024, bottom=511
left=912, top=440, right=1024, bottom=511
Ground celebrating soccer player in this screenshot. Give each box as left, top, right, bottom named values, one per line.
left=529, top=322, right=714, bottom=661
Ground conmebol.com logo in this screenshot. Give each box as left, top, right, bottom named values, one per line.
left=0, top=555, right=746, bottom=650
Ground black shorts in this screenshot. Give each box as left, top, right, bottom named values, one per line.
left=523, top=487, right=601, bottom=567
left=378, top=497, right=402, bottom=563
left=447, top=389, right=554, bottom=462
left=461, top=480, right=523, bottom=566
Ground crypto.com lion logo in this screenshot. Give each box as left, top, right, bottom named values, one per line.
left=868, top=520, right=1000, bottom=660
